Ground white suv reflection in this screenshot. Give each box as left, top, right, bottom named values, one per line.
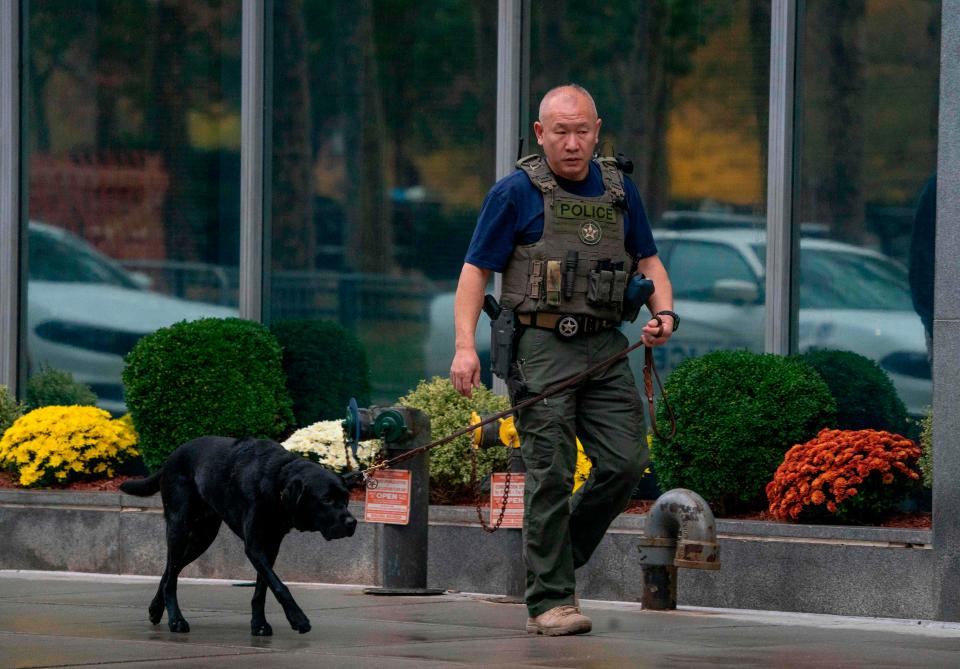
left=424, top=228, right=931, bottom=417
left=623, top=228, right=930, bottom=416
left=27, top=221, right=237, bottom=415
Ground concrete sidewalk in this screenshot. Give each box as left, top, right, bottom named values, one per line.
left=2, top=571, right=959, bottom=668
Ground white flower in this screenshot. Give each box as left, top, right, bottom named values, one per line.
left=282, top=420, right=381, bottom=473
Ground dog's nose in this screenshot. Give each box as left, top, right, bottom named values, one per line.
left=345, top=515, right=357, bottom=535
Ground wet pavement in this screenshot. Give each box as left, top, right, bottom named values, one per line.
left=2, top=571, right=960, bottom=668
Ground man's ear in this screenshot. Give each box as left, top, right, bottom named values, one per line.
left=534, top=120, right=545, bottom=145
left=281, top=478, right=303, bottom=515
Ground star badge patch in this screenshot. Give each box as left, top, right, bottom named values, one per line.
left=578, top=221, right=602, bottom=245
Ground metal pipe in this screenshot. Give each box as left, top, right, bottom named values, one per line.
left=638, top=488, right=721, bottom=610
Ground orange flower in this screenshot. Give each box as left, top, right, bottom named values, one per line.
left=767, top=428, right=922, bottom=522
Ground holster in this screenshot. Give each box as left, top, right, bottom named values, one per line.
left=489, top=306, right=516, bottom=380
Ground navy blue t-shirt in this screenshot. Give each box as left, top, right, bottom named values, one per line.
left=465, top=160, right=657, bottom=272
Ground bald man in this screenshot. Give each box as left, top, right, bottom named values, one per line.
left=451, top=84, right=676, bottom=636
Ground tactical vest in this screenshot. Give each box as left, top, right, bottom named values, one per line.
left=500, top=155, right=633, bottom=324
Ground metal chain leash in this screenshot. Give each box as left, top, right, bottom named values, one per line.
left=470, top=443, right=512, bottom=533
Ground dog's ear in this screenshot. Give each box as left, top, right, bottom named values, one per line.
left=280, top=478, right=303, bottom=515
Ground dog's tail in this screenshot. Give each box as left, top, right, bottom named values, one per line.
left=119, top=469, right=163, bottom=497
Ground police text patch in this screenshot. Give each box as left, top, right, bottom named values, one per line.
left=554, top=198, right=615, bottom=223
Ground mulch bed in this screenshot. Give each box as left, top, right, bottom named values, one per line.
left=0, top=473, right=930, bottom=529
left=0, top=471, right=140, bottom=492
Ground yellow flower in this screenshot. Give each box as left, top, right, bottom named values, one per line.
left=0, top=405, right=138, bottom=488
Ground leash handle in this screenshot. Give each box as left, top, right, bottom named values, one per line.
left=644, top=345, right=676, bottom=441
left=643, top=315, right=677, bottom=442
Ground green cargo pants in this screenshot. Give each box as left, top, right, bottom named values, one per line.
left=509, top=326, right=648, bottom=618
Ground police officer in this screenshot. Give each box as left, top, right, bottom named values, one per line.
left=451, top=84, right=676, bottom=636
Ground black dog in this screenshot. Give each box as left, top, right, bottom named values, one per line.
left=120, top=436, right=357, bottom=636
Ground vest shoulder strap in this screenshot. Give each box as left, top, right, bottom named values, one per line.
left=595, top=156, right=626, bottom=206
left=516, top=154, right=558, bottom=194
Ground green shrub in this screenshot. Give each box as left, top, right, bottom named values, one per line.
left=270, top=319, right=371, bottom=427
left=651, top=350, right=836, bottom=514
left=399, top=377, right=510, bottom=504
left=800, top=350, right=909, bottom=435
left=25, top=364, right=97, bottom=410
left=123, top=318, right=294, bottom=471
left=0, top=384, right=24, bottom=436
left=919, top=407, right=933, bottom=488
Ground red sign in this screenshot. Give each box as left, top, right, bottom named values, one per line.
left=364, top=469, right=411, bottom=525
left=489, top=472, right=524, bottom=529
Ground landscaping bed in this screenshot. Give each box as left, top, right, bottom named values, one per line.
left=0, top=472, right=931, bottom=528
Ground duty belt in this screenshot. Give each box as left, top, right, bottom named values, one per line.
left=516, top=312, right=619, bottom=339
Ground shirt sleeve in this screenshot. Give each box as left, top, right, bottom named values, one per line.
left=623, top=177, right=657, bottom=260
left=464, top=183, right=519, bottom=272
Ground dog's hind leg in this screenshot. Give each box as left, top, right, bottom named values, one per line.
left=160, top=498, right=222, bottom=633
left=250, top=536, right=282, bottom=636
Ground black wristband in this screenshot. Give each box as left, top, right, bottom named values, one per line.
left=655, top=310, right=679, bottom=333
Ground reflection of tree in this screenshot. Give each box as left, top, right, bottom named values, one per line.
left=302, top=0, right=496, bottom=275
left=271, top=0, right=315, bottom=271
left=530, top=1, right=727, bottom=223
left=28, top=0, right=242, bottom=264
left=346, top=0, right=393, bottom=273
left=147, top=1, right=194, bottom=259
left=748, top=0, right=771, bottom=187
left=27, top=7, right=88, bottom=152
left=803, top=0, right=866, bottom=244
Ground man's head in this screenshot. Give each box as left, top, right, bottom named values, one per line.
left=534, top=84, right=601, bottom=181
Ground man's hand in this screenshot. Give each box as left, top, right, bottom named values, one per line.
left=450, top=263, right=491, bottom=398
left=641, top=313, right=675, bottom=347
left=451, top=348, right=482, bottom=398
left=635, top=254, right=674, bottom=348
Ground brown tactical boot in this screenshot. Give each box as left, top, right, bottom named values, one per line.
left=525, top=605, right=592, bottom=636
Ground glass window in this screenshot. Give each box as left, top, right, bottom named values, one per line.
left=267, top=1, right=498, bottom=402
left=529, top=0, right=771, bottom=376
left=669, top=241, right=757, bottom=302
left=24, top=1, right=242, bottom=414
left=795, top=0, right=939, bottom=420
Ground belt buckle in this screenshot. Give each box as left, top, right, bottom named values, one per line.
left=554, top=314, right=579, bottom=339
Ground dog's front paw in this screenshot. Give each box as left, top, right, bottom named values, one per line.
left=286, top=609, right=311, bottom=634
left=148, top=601, right=164, bottom=625
left=251, top=619, right=273, bottom=636
left=168, top=618, right=191, bottom=634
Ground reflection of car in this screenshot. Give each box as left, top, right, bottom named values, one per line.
left=424, top=228, right=931, bottom=416
left=423, top=290, right=492, bottom=388
left=27, top=222, right=237, bottom=415
left=621, top=228, right=931, bottom=416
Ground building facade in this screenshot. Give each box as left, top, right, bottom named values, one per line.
left=1, top=0, right=958, bottom=618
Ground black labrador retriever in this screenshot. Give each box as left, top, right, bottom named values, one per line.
left=120, top=436, right=357, bottom=636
